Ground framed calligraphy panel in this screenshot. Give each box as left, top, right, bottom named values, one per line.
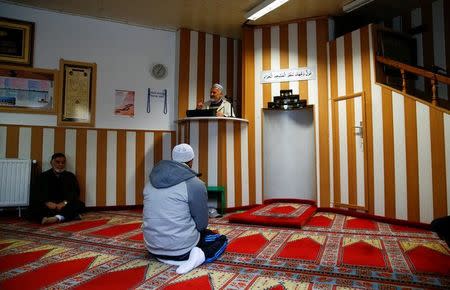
left=58, top=59, right=97, bottom=127
left=0, top=17, right=34, bottom=66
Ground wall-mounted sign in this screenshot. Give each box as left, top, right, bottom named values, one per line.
left=260, top=67, right=316, bottom=83
left=147, top=88, right=167, bottom=114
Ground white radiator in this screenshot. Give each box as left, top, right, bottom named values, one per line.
left=0, top=159, right=32, bottom=211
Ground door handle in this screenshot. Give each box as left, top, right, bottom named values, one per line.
left=354, top=121, right=363, bottom=136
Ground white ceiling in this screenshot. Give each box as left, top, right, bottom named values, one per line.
left=2, top=0, right=421, bottom=39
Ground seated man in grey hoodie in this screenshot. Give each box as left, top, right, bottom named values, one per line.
left=143, top=143, right=227, bottom=274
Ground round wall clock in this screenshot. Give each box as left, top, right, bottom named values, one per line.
left=151, top=63, right=167, bottom=80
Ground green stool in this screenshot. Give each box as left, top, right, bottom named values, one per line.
left=207, top=186, right=225, bottom=214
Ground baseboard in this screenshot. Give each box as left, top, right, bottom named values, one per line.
left=317, top=207, right=431, bottom=229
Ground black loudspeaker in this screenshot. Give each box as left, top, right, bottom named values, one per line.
left=269, top=89, right=306, bottom=110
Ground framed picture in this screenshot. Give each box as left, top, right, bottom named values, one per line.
left=0, top=17, right=34, bottom=66
left=114, top=89, right=135, bottom=117
left=58, top=59, right=97, bottom=127
left=0, top=64, right=59, bottom=114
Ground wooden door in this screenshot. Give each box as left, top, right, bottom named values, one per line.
left=332, top=92, right=369, bottom=211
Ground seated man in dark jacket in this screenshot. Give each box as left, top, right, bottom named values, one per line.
left=142, top=143, right=227, bottom=274
left=29, top=153, right=85, bottom=224
left=431, top=215, right=450, bottom=247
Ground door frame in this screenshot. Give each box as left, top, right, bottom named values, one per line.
left=331, top=91, right=369, bottom=211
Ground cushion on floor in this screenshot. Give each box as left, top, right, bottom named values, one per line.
left=228, top=199, right=317, bottom=228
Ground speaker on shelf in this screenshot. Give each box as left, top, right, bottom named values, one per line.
left=268, top=89, right=306, bottom=109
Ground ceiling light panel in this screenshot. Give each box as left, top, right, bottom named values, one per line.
left=245, top=0, right=290, bottom=21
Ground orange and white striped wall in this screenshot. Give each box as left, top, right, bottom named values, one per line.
left=3, top=22, right=447, bottom=224
left=240, top=17, right=448, bottom=224
left=177, top=19, right=331, bottom=208
left=241, top=18, right=331, bottom=207
left=177, top=118, right=250, bottom=208
left=328, top=24, right=450, bottom=224
left=176, top=28, right=248, bottom=208
left=176, top=28, right=242, bottom=118
left=0, top=125, right=176, bottom=207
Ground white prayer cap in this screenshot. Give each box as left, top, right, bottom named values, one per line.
left=172, top=143, right=195, bottom=163
left=212, top=83, right=224, bottom=92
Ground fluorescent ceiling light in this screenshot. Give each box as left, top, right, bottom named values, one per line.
left=342, top=0, right=375, bottom=13
left=245, top=0, right=290, bottom=21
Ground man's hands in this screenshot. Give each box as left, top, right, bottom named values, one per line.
left=196, top=101, right=225, bottom=116
left=45, top=201, right=67, bottom=211
left=45, top=201, right=57, bottom=210
left=56, top=202, right=66, bottom=210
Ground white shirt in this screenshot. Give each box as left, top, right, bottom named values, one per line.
left=203, top=98, right=235, bottom=117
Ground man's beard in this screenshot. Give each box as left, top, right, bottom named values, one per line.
left=210, top=98, right=221, bottom=104
left=53, top=168, right=65, bottom=173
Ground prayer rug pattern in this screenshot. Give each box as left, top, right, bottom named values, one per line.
left=228, top=200, right=317, bottom=228
left=0, top=210, right=449, bottom=289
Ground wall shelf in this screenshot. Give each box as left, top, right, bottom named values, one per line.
left=263, top=105, right=313, bottom=111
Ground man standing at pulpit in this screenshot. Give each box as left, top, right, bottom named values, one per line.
left=197, top=83, right=235, bottom=117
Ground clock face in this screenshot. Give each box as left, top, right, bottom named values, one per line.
left=151, top=63, right=167, bottom=79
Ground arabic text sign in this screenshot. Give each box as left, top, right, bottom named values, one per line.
left=149, top=89, right=167, bottom=98
left=260, top=67, right=316, bottom=83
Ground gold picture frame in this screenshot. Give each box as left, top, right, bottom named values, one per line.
left=0, top=17, right=34, bottom=66
left=58, top=59, right=97, bottom=127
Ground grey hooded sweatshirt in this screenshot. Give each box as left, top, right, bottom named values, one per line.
left=142, top=160, right=208, bottom=257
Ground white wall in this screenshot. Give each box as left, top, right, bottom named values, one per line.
left=0, top=2, right=177, bottom=130
left=263, top=109, right=316, bottom=200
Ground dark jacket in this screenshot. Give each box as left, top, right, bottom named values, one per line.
left=28, top=169, right=83, bottom=222
left=31, top=169, right=80, bottom=206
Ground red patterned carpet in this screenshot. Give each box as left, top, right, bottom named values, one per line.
left=0, top=209, right=449, bottom=289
